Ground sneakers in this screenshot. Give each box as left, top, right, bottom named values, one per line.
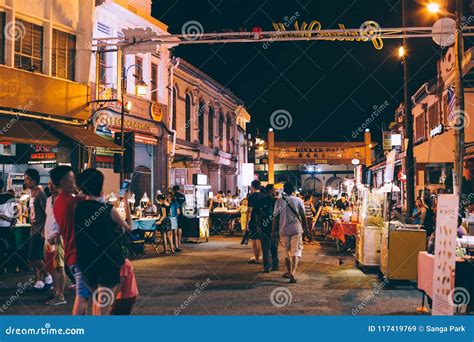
left=46, top=297, right=67, bottom=306
left=33, top=280, right=45, bottom=290
left=44, top=274, right=53, bottom=285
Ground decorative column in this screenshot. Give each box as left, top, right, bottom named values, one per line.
left=207, top=163, right=221, bottom=193
left=224, top=166, right=238, bottom=194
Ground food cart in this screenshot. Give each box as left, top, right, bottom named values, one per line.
left=182, top=175, right=211, bottom=243
left=355, top=188, right=384, bottom=267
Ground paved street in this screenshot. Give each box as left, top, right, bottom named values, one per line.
left=0, top=236, right=422, bottom=315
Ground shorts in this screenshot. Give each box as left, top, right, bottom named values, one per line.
left=281, top=233, right=303, bottom=258
left=170, top=217, right=178, bottom=230
left=28, top=233, right=45, bottom=261
left=69, top=264, right=92, bottom=299
left=52, top=237, right=65, bottom=268
left=248, top=224, right=260, bottom=240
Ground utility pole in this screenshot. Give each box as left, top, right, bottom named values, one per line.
left=403, top=0, right=415, bottom=214
left=454, top=0, right=465, bottom=197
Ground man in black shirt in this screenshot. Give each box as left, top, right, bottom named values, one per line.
left=335, top=193, right=350, bottom=211
left=246, top=180, right=265, bottom=264
left=259, top=184, right=278, bottom=272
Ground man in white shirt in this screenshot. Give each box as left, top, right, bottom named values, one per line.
left=272, top=182, right=307, bottom=283
left=44, top=179, right=66, bottom=306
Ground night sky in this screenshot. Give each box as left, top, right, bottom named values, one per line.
left=152, top=0, right=472, bottom=144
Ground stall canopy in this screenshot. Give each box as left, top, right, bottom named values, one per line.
left=43, top=122, right=122, bottom=151
left=0, top=117, right=60, bottom=146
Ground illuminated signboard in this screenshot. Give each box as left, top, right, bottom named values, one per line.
left=274, top=145, right=365, bottom=165
left=272, top=20, right=383, bottom=50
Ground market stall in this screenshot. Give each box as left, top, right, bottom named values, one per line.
left=355, top=188, right=384, bottom=267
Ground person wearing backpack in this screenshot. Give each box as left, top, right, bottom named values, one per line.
left=74, top=169, right=132, bottom=315
left=272, top=182, right=307, bottom=283
left=259, top=184, right=278, bottom=273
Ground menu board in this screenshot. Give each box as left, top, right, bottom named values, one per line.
left=432, top=194, right=459, bottom=315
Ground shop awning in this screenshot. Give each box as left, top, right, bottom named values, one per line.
left=44, top=123, right=122, bottom=151
left=0, top=117, right=60, bottom=146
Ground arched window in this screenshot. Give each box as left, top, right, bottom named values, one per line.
left=172, top=87, right=177, bottom=131
left=185, top=92, right=192, bottom=141
left=208, top=106, right=214, bottom=147
left=198, top=100, right=205, bottom=145
left=219, top=111, right=224, bottom=149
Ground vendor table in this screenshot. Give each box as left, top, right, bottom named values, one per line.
left=130, top=218, right=160, bottom=255
left=328, top=221, right=357, bottom=252
left=417, top=251, right=473, bottom=313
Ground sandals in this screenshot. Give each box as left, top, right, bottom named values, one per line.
left=289, top=278, right=297, bottom=284
left=282, top=272, right=291, bottom=279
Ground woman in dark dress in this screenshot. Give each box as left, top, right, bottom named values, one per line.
left=156, top=194, right=174, bottom=254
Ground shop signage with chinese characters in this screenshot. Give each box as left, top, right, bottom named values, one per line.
left=94, top=110, right=160, bottom=136
left=30, top=145, right=58, bottom=163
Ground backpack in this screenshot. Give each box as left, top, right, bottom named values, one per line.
left=256, top=195, right=275, bottom=228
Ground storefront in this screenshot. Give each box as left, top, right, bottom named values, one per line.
left=0, top=67, right=120, bottom=191
left=92, top=95, right=168, bottom=202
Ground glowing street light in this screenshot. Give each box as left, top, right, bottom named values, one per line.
left=398, top=46, right=405, bottom=59
left=427, top=2, right=441, bottom=14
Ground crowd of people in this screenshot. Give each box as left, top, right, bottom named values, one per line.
left=1, top=167, right=140, bottom=315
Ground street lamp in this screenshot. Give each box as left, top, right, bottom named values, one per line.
left=120, top=64, right=147, bottom=182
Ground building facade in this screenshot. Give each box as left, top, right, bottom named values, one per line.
left=170, top=58, right=251, bottom=194
left=411, top=47, right=474, bottom=196
left=0, top=0, right=112, bottom=191
left=90, top=0, right=173, bottom=197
